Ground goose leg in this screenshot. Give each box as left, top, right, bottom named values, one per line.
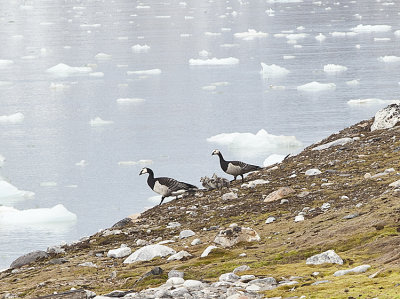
left=159, top=196, right=165, bottom=205
left=240, top=174, right=244, bottom=182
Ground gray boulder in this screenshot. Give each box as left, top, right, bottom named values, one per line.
left=334, top=265, right=371, bottom=277
left=10, top=250, right=49, bottom=269
left=123, top=244, right=176, bottom=263
left=371, top=104, right=400, bottom=131
left=306, top=250, right=343, bottom=265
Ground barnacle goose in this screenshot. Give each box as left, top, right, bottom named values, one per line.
left=211, top=149, right=261, bottom=182
left=139, top=167, right=198, bottom=205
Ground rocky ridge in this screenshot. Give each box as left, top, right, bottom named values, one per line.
left=2, top=105, right=400, bottom=298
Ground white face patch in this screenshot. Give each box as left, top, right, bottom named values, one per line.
left=153, top=181, right=171, bottom=197
left=226, top=163, right=242, bottom=176
left=212, top=149, right=220, bottom=155
left=140, top=168, right=148, bottom=174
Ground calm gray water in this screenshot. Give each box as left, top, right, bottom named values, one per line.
left=0, top=0, right=399, bottom=269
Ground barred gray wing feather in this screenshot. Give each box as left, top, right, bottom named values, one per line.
left=231, top=161, right=261, bottom=173
left=157, top=177, right=197, bottom=192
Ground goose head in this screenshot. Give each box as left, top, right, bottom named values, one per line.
left=139, top=167, right=149, bottom=175
left=211, top=149, right=220, bottom=156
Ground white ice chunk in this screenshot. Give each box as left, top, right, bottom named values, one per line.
left=395, top=30, right=400, bottom=37
left=75, top=160, right=88, bottom=167
left=0, top=60, right=14, bottom=68
left=283, top=55, right=295, bottom=60
left=202, top=85, right=217, bottom=91
left=0, top=113, right=24, bottom=124
left=80, top=24, right=101, bottom=28
left=204, top=32, right=221, bottom=36
left=267, top=0, right=303, bottom=2
left=263, top=154, right=287, bottom=167
left=234, top=29, right=268, bottom=40
left=346, top=79, right=360, bottom=86
left=116, top=98, right=145, bottom=104
left=118, top=159, right=153, bottom=166
left=260, top=63, right=290, bottom=78
left=89, top=117, right=114, bottom=126
left=351, top=24, right=392, bottom=33
left=199, top=50, right=209, bottom=58
left=189, top=57, right=239, bottom=66
left=323, top=64, right=348, bottom=73
left=89, top=72, right=104, bottom=78
left=297, top=81, right=336, bottom=92
left=378, top=56, right=400, bottom=63
left=40, top=182, right=58, bottom=187
left=95, top=53, right=112, bottom=60
left=286, top=33, right=308, bottom=40
left=207, top=129, right=302, bottom=158
left=132, top=44, right=151, bottom=53
left=0, top=154, right=4, bottom=167
left=0, top=180, right=34, bottom=202
left=0, top=204, right=77, bottom=225
left=46, top=63, right=92, bottom=77
left=50, top=82, right=69, bottom=90
left=347, top=98, right=399, bottom=106
left=127, top=69, right=162, bottom=75
left=330, top=31, right=357, bottom=37
left=315, top=33, right=326, bottom=41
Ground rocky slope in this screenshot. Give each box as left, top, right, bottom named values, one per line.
left=2, top=106, right=400, bottom=298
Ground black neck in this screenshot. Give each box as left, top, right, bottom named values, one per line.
left=146, top=169, right=155, bottom=188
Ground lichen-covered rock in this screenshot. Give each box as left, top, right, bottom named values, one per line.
left=312, top=137, right=354, bottom=151
left=371, top=103, right=400, bottom=131
left=222, top=192, right=238, bottom=201
left=219, top=272, right=240, bottom=282
left=214, top=226, right=260, bottom=248
left=305, top=168, right=322, bottom=176
left=167, top=250, right=192, bottom=261
left=200, top=245, right=218, bottom=258
left=123, top=244, right=176, bottom=263
left=263, top=187, right=295, bottom=203
left=179, top=229, right=195, bottom=239
left=107, top=245, right=132, bottom=258
left=306, top=250, right=343, bottom=265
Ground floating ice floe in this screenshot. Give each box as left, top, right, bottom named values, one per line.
left=323, top=64, right=348, bottom=73
left=132, top=44, right=151, bottom=53
left=378, top=56, right=400, bottom=63
left=0, top=81, right=13, bottom=87
left=89, top=117, right=114, bottom=126
left=49, top=82, right=70, bottom=90
left=347, top=98, right=399, bottom=106
left=315, top=33, right=326, bottom=41
left=0, top=113, right=24, bottom=124
left=202, top=85, right=217, bottom=91
left=0, top=154, right=4, bottom=167
left=283, top=55, right=295, bottom=60
left=234, top=29, right=268, bottom=40
left=199, top=50, right=209, bottom=58
left=0, top=60, right=14, bottom=68
left=263, top=154, right=287, bottom=167
left=267, top=0, right=303, bottom=3
left=374, top=37, right=391, bottom=42
left=189, top=57, right=239, bottom=66
left=346, top=79, right=360, bottom=86
left=127, top=69, right=162, bottom=75
left=89, top=72, right=104, bottom=78
left=0, top=204, right=77, bottom=225
left=80, top=24, right=101, bottom=28
left=297, top=81, right=336, bottom=92
left=116, top=98, right=145, bottom=104
left=46, top=63, right=92, bottom=77
left=330, top=31, right=357, bottom=37
left=351, top=24, right=392, bottom=33
left=286, top=33, right=308, bottom=41
left=395, top=30, right=400, bottom=37
left=95, top=53, right=112, bottom=60
left=204, top=32, right=221, bottom=37
left=0, top=180, right=34, bottom=202
left=118, top=159, right=153, bottom=166
left=260, top=63, right=290, bottom=78
left=40, top=182, right=58, bottom=187
left=207, top=129, right=302, bottom=158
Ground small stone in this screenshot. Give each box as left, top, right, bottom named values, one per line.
left=222, top=192, right=238, bottom=200
left=239, top=253, right=247, bottom=257
left=170, top=287, right=189, bottom=297
left=264, top=187, right=295, bottom=203
left=85, top=290, right=97, bottom=298
left=240, top=274, right=256, bottom=282
left=305, top=168, right=322, bottom=176
left=312, top=272, right=320, bottom=276
left=123, top=244, right=176, bottom=263
left=320, top=203, right=330, bottom=210
left=136, top=239, right=148, bottom=246
left=306, top=250, right=343, bottom=265
left=166, top=277, right=185, bottom=286
left=168, top=270, right=184, bottom=278
left=246, top=284, right=261, bottom=292
left=343, top=213, right=359, bottom=220
left=297, top=191, right=310, bottom=198
left=364, top=173, right=372, bottom=179
left=48, top=258, right=68, bottom=265
left=167, top=222, right=181, bottom=229
left=78, top=262, right=97, bottom=268
left=47, top=245, right=65, bottom=255
left=107, top=246, right=132, bottom=258
left=219, top=272, right=240, bottom=282
left=280, top=199, right=289, bottom=204
left=102, top=229, right=122, bottom=237
left=179, top=230, right=195, bottom=239
left=233, top=265, right=250, bottom=273
left=167, top=250, right=192, bottom=261
left=183, top=280, right=203, bottom=290
left=201, top=245, right=218, bottom=258
left=265, top=216, right=276, bottom=224
left=389, top=180, right=400, bottom=188
left=191, top=238, right=201, bottom=246
left=341, top=195, right=349, bottom=200
left=334, top=265, right=371, bottom=277
left=294, top=215, right=304, bottom=222
left=356, top=203, right=363, bottom=208
left=311, top=280, right=330, bottom=286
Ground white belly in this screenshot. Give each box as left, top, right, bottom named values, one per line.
left=226, top=163, right=242, bottom=176
left=153, top=181, right=171, bottom=197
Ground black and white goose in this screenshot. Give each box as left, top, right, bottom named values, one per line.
left=139, top=167, right=198, bottom=205
left=211, top=149, right=261, bottom=182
